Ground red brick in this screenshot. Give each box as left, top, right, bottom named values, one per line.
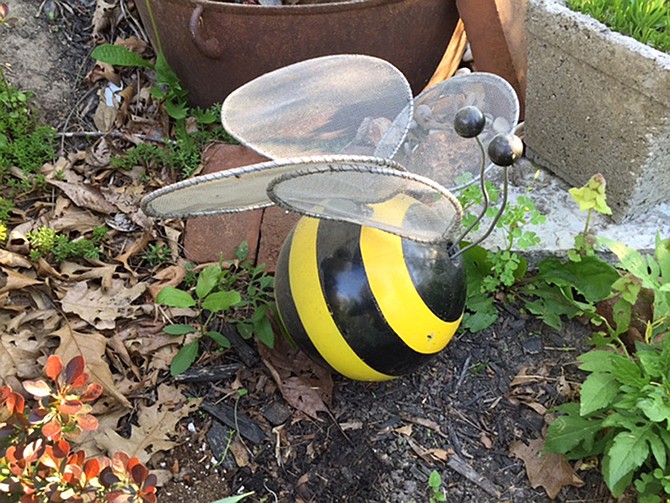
left=183, top=143, right=268, bottom=264
left=257, top=206, right=302, bottom=273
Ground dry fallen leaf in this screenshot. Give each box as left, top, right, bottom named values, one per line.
left=510, top=438, right=584, bottom=499
left=91, top=0, right=118, bottom=37
left=59, top=279, right=146, bottom=330
left=48, top=180, right=117, bottom=214
left=95, top=384, right=201, bottom=463
left=258, top=336, right=332, bottom=420
left=0, top=326, right=49, bottom=381
left=0, top=268, right=41, bottom=293
left=0, top=250, right=33, bottom=269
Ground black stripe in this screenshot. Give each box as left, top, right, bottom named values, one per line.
left=402, top=237, right=467, bottom=323
left=316, top=219, right=435, bottom=376
left=274, top=229, right=335, bottom=372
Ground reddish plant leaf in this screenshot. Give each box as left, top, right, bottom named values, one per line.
left=45, top=355, right=64, bottom=381
left=129, top=459, right=149, bottom=485
left=77, top=413, right=99, bottom=432
left=65, top=356, right=86, bottom=385
left=54, top=439, right=71, bottom=458
left=3, top=390, right=25, bottom=414
left=42, top=419, right=63, bottom=441
left=58, top=400, right=84, bottom=415
left=80, top=383, right=104, bottom=402
left=22, top=379, right=52, bottom=398
left=99, top=466, right=120, bottom=487
left=84, top=458, right=101, bottom=480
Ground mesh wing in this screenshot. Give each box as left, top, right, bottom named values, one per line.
left=221, top=55, right=413, bottom=160
left=140, top=156, right=400, bottom=218
left=390, top=72, right=520, bottom=190
left=267, top=164, right=463, bottom=243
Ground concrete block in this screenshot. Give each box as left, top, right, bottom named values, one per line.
left=524, top=0, right=670, bottom=221
left=183, top=144, right=267, bottom=263
left=456, top=0, right=528, bottom=118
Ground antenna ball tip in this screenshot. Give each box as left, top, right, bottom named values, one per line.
left=488, top=133, right=523, bottom=166
left=454, top=106, right=485, bottom=138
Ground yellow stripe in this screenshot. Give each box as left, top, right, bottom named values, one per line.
left=361, top=196, right=461, bottom=354
left=288, top=217, right=393, bottom=381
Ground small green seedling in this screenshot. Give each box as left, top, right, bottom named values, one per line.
left=568, top=173, right=612, bottom=260
left=157, top=263, right=242, bottom=376
left=428, top=470, right=447, bottom=502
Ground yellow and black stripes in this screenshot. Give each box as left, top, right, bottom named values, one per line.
left=275, top=216, right=466, bottom=381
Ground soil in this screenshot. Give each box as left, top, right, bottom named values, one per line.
left=157, top=314, right=611, bottom=503
left=1, top=3, right=613, bottom=503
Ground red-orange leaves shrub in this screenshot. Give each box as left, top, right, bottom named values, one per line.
left=0, top=355, right=157, bottom=502
left=23, top=355, right=103, bottom=441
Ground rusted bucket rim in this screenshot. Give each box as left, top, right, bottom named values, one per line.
left=172, top=0, right=409, bottom=15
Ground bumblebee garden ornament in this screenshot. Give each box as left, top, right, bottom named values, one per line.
left=142, top=55, right=522, bottom=380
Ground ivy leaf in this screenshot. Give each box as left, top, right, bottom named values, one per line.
left=91, top=44, right=153, bottom=68
left=156, top=286, right=196, bottom=308
left=202, top=290, right=242, bottom=313
left=462, top=293, right=498, bottom=332
left=163, top=324, right=197, bottom=336
left=580, top=372, right=620, bottom=416
left=170, top=340, right=199, bottom=376
left=603, top=430, right=650, bottom=497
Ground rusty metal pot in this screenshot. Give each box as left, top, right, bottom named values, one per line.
left=135, top=0, right=459, bottom=108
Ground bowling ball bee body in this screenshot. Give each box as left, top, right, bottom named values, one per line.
left=275, top=215, right=466, bottom=381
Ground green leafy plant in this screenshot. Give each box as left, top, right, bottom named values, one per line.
left=0, top=355, right=157, bottom=502
left=567, top=0, right=670, bottom=53
left=567, top=173, right=612, bottom=260
left=458, top=178, right=546, bottom=332
left=27, top=226, right=107, bottom=263
left=211, top=493, right=254, bottom=503
left=427, top=470, right=446, bottom=502
left=157, top=264, right=242, bottom=376
left=142, top=242, right=172, bottom=267
left=0, top=68, right=56, bottom=191
left=545, top=337, right=670, bottom=502
left=156, top=243, right=276, bottom=375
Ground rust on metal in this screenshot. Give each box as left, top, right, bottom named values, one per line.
left=136, top=0, right=459, bottom=107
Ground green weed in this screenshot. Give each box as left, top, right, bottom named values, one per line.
left=427, top=470, right=447, bottom=502
left=156, top=243, right=275, bottom=376
left=0, top=68, right=56, bottom=191
left=458, top=178, right=545, bottom=332
left=545, top=336, right=670, bottom=502
left=27, top=226, right=107, bottom=263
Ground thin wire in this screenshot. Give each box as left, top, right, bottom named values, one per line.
left=448, top=137, right=489, bottom=254
left=452, top=162, right=510, bottom=259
